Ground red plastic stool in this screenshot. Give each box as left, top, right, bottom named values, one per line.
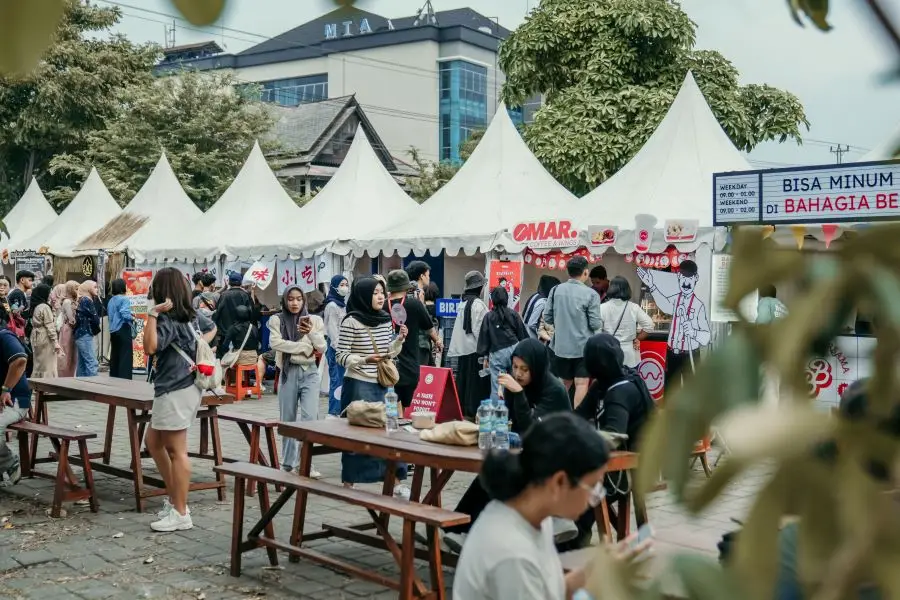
left=226, top=364, right=261, bottom=400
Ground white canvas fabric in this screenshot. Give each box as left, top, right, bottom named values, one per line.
left=576, top=72, right=752, bottom=232
left=350, top=104, right=578, bottom=257
left=1, top=178, right=57, bottom=259
left=292, top=127, right=419, bottom=258
left=11, top=168, right=122, bottom=257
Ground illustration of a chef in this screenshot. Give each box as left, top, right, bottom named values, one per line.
left=636, top=259, right=710, bottom=391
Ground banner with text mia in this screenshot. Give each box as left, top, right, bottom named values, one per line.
left=713, top=159, right=900, bottom=226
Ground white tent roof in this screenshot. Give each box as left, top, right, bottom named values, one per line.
left=115, top=153, right=202, bottom=256
left=859, top=122, right=900, bottom=162
left=352, top=103, right=578, bottom=257
left=134, top=141, right=303, bottom=262
left=293, top=127, right=419, bottom=257
left=1, top=178, right=57, bottom=256
left=577, top=72, right=751, bottom=231
left=12, top=168, right=121, bottom=257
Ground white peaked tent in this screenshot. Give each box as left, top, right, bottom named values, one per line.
left=95, top=153, right=203, bottom=259
left=136, top=141, right=303, bottom=263
left=577, top=72, right=750, bottom=242
left=2, top=178, right=58, bottom=257
left=858, top=122, right=900, bottom=162
left=293, top=127, right=419, bottom=257
left=353, top=103, right=578, bottom=257
left=12, top=168, right=122, bottom=257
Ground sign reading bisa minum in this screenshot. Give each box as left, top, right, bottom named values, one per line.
left=713, top=160, right=900, bottom=225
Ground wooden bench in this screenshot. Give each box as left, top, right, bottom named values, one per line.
left=9, top=421, right=98, bottom=518
left=218, top=411, right=281, bottom=496
left=215, top=462, right=469, bottom=600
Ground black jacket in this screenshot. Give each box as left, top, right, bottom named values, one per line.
left=504, top=339, right=571, bottom=434
left=477, top=309, right=528, bottom=356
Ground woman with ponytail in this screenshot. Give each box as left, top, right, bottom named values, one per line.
left=453, top=412, right=612, bottom=600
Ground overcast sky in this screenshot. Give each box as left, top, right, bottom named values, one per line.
left=98, top=0, right=900, bottom=168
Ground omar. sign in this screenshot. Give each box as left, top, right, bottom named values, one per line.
left=511, top=220, right=580, bottom=249
left=713, top=159, right=900, bottom=225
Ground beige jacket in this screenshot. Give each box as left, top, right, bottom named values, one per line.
left=267, top=314, right=327, bottom=371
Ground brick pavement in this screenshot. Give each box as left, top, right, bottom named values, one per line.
left=0, top=385, right=762, bottom=599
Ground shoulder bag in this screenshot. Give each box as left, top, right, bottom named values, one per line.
left=221, top=324, right=252, bottom=368
left=366, top=328, right=400, bottom=388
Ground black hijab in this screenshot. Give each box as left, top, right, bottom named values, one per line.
left=489, top=286, right=517, bottom=332
left=30, top=283, right=52, bottom=309
left=512, top=338, right=551, bottom=402
left=279, top=285, right=307, bottom=343
left=462, top=286, right=484, bottom=335
left=584, top=333, right=627, bottom=392
left=523, top=275, right=560, bottom=324
left=344, top=277, right=391, bottom=328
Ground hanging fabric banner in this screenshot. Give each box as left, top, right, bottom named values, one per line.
left=277, top=260, right=297, bottom=295
left=761, top=225, right=775, bottom=240
left=821, top=224, right=839, bottom=248
left=243, top=259, right=276, bottom=290
left=296, top=258, right=317, bottom=293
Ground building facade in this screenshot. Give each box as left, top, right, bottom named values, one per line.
left=158, top=5, right=539, bottom=164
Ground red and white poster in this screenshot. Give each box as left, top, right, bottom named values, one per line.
left=296, top=258, right=317, bottom=293
left=638, top=340, right=668, bottom=403
left=405, top=367, right=464, bottom=423
left=122, top=269, right=153, bottom=370
left=488, top=259, right=523, bottom=311
left=243, top=259, right=276, bottom=290
left=806, top=336, right=874, bottom=410
left=277, top=260, right=297, bottom=295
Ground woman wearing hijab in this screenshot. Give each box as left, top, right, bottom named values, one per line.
left=448, top=271, right=490, bottom=417
left=268, top=285, right=327, bottom=478
left=323, top=275, right=349, bottom=416
left=478, top=286, right=528, bottom=403
left=56, top=281, right=78, bottom=377
left=107, top=278, right=134, bottom=380
left=29, top=283, right=60, bottom=379
left=522, top=275, right=560, bottom=338
left=444, top=338, right=573, bottom=551
left=74, top=281, right=100, bottom=377
left=336, top=277, right=408, bottom=490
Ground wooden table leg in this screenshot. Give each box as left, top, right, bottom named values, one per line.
left=78, top=439, right=99, bottom=513
left=51, top=439, right=70, bottom=519
left=208, top=408, right=226, bottom=502
left=199, top=416, right=209, bottom=456
left=289, top=440, right=314, bottom=563
left=632, top=473, right=649, bottom=529
left=103, top=405, right=116, bottom=465
left=427, top=524, right=445, bottom=599
left=264, top=427, right=281, bottom=491
left=125, top=409, right=146, bottom=513
left=230, top=476, right=246, bottom=577
left=379, top=460, right=398, bottom=529
left=28, top=391, right=46, bottom=467
left=409, top=464, right=425, bottom=502
left=246, top=423, right=260, bottom=497
left=399, top=520, right=416, bottom=600
left=256, top=472, right=278, bottom=566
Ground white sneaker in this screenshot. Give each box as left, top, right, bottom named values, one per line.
left=551, top=517, right=579, bottom=544
left=309, top=468, right=323, bottom=479
left=156, top=498, right=190, bottom=519
left=150, top=507, right=193, bottom=532
left=325, top=414, right=340, bottom=420
left=393, top=484, right=411, bottom=502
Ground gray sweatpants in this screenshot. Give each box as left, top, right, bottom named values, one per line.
left=278, top=364, right=321, bottom=471
left=0, top=405, right=29, bottom=473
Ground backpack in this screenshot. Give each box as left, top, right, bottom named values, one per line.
left=172, top=321, right=223, bottom=392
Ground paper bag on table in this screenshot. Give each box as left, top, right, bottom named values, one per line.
left=419, top=421, right=478, bottom=446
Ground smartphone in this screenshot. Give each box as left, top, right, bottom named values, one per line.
left=300, top=316, right=311, bottom=326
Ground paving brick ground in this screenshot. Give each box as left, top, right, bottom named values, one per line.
left=0, top=382, right=763, bottom=599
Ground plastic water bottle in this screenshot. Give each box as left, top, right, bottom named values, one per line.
left=477, top=400, right=493, bottom=450
left=385, top=388, right=400, bottom=433
left=492, top=402, right=509, bottom=450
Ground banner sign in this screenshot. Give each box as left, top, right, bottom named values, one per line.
left=637, top=340, right=668, bottom=403
left=404, top=367, right=464, bottom=423
left=488, top=260, right=522, bottom=311
left=435, top=298, right=461, bottom=318
left=806, top=336, right=874, bottom=410
left=511, top=219, right=580, bottom=248
left=14, top=251, right=47, bottom=280
left=122, top=269, right=153, bottom=370
left=713, top=160, right=900, bottom=225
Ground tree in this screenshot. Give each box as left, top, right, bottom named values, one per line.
left=49, top=70, right=275, bottom=211
left=405, top=129, right=484, bottom=202
left=0, top=1, right=160, bottom=213
left=499, top=0, right=809, bottom=195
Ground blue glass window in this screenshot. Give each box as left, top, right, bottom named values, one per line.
left=439, top=60, right=487, bottom=162
left=258, top=74, right=328, bottom=107
left=509, top=94, right=543, bottom=126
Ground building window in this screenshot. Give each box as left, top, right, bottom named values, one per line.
left=258, top=74, right=328, bottom=107
left=509, top=94, right=543, bottom=126
left=439, top=60, right=487, bottom=162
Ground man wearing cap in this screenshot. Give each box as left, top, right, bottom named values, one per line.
left=386, top=270, right=443, bottom=409
left=212, top=272, right=255, bottom=359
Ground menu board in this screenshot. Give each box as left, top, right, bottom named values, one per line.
left=713, top=173, right=760, bottom=225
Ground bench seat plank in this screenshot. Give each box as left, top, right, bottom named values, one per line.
left=217, top=411, right=278, bottom=428
left=9, top=421, right=96, bottom=441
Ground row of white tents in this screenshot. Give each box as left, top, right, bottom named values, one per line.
left=3, top=72, right=894, bottom=266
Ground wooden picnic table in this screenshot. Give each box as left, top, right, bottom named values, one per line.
left=280, top=419, right=648, bottom=561
left=27, top=376, right=233, bottom=513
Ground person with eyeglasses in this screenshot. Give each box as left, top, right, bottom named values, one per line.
left=453, top=412, right=647, bottom=600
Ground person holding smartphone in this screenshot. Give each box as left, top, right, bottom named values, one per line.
left=268, top=286, right=327, bottom=478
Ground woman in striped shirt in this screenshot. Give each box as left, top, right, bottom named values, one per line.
left=336, top=277, right=407, bottom=488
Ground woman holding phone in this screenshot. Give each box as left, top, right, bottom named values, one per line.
left=268, top=285, right=327, bottom=477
